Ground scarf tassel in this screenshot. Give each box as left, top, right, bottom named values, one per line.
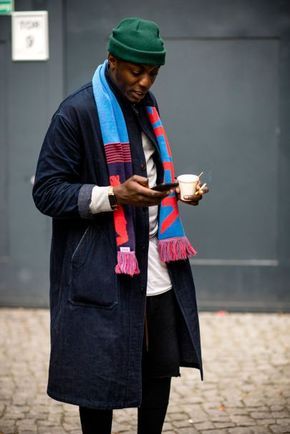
left=158, top=237, right=197, bottom=263
left=115, top=251, right=140, bottom=277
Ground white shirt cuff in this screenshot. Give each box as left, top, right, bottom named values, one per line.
left=89, top=186, right=113, bottom=214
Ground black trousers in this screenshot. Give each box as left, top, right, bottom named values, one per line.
left=79, top=290, right=180, bottom=434
left=79, top=376, right=171, bottom=434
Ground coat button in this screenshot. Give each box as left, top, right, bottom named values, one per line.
left=140, top=162, right=146, bottom=170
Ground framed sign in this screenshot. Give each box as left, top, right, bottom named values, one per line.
left=12, top=11, right=49, bottom=61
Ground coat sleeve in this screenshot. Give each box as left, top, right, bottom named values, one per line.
left=32, top=112, right=95, bottom=219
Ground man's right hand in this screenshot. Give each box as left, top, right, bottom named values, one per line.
left=113, top=175, right=169, bottom=207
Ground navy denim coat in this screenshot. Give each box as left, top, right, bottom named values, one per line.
left=33, top=71, right=203, bottom=410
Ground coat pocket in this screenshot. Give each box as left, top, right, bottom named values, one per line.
left=69, top=224, right=119, bottom=308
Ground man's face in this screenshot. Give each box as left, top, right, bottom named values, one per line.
left=108, top=54, right=160, bottom=103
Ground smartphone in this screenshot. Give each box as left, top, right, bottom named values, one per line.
left=151, top=182, right=179, bottom=192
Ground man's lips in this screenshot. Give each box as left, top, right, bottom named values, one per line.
left=131, top=90, right=145, bottom=97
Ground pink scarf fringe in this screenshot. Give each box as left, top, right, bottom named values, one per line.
left=115, top=238, right=196, bottom=276
left=115, top=251, right=140, bottom=276
left=158, top=237, right=197, bottom=263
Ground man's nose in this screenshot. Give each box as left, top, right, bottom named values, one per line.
left=139, top=74, right=152, bottom=90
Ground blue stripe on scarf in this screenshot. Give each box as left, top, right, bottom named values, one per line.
left=93, top=62, right=129, bottom=145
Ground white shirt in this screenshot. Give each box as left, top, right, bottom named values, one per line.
left=89, top=132, right=172, bottom=296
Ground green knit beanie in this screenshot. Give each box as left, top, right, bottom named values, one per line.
left=108, top=17, right=166, bottom=65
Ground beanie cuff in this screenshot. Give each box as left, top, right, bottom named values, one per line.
left=108, top=37, right=166, bottom=66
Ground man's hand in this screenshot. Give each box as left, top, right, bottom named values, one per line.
left=176, top=182, right=209, bottom=206
left=113, top=175, right=169, bottom=207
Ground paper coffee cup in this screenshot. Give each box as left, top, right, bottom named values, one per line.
left=177, top=174, right=199, bottom=201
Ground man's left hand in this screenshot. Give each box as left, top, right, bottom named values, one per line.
left=176, top=183, right=209, bottom=206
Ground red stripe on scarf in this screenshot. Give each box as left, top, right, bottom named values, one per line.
left=110, top=175, right=129, bottom=246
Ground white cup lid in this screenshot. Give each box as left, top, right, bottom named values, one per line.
left=177, top=174, right=199, bottom=182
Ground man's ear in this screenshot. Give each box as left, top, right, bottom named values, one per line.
left=108, top=53, right=117, bottom=71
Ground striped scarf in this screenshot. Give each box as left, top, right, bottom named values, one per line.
left=92, top=60, right=196, bottom=276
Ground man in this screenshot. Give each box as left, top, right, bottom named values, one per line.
left=33, top=17, right=208, bottom=434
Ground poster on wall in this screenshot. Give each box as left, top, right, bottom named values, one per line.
left=12, top=11, right=49, bottom=61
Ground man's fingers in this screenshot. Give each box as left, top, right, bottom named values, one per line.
left=135, top=183, right=168, bottom=199
left=200, top=186, right=209, bottom=194
left=184, top=194, right=203, bottom=201
left=197, top=183, right=209, bottom=194
left=130, top=176, right=168, bottom=198
left=131, top=175, right=149, bottom=186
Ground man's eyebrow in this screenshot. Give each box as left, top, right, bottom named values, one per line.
left=128, top=63, right=142, bottom=69
left=129, top=64, right=159, bottom=73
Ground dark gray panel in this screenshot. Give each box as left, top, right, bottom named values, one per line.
left=62, top=0, right=290, bottom=311
left=153, top=39, right=279, bottom=260
left=278, top=36, right=290, bottom=267
left=0, top=0, right=63, bottom=307
left=0, top=41, right=8, bottom=259
left=65, top=0, right=290, bottom=93
left=193, top=264, right=290, bottom=312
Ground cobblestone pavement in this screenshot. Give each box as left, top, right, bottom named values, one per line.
left=0, top=309, right=289, bottom=434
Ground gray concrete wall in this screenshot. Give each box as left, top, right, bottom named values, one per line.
left=1, top=0, right=290, bottom=310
